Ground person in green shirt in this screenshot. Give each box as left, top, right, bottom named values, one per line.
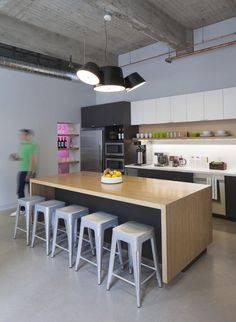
left=10, top=129, right=39, bottom=216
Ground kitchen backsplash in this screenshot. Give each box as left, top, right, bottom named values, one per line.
left=151, top=143, right=236, bottom=170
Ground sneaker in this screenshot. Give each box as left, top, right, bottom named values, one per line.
left=10, top=210, right=25, bottom=217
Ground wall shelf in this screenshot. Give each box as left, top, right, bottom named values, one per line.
left=57, top=148, right=79, bottom=151
left=133, top=137, right=236, bottom=145
left=58, top=134, right=79, bottom=136
left=58, top=161, right=79, bottom=164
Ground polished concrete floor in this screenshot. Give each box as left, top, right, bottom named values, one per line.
left=0, top=210, right=236, bottom=322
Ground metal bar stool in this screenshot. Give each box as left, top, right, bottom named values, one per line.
left=75, top=211, right=123, bottom=285
left=51, top=205, right=89, bottom=268
left=13, top=195, right=45, bottom=245
left=107, top=221, right=162, bottom=308
left=31, top=200, right=65, bottom=255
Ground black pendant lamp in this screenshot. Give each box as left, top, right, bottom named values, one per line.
left=125, top=72, right=146, bottom=92
left=94, top=66, right=125, bottom=92
left=76, top=62, right=100, bottom=85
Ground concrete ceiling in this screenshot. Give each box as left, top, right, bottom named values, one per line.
left=0, top=0, right=235, bottom=66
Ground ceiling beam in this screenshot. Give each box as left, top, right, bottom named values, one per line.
left=0, top=13, right=117, bottom=66
left=95, top=0, right=193, bottom=50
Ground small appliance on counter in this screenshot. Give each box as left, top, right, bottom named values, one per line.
left=134, top=140, right=153, bottom=166
left=209, top=161, right=227, bottom=170
left=154, top=153, right=169, bottom=167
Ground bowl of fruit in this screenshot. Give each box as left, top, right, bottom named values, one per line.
left=101, top=168, right=123, bottom=184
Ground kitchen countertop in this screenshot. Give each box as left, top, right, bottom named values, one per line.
left=125, top=164, right=236, bottom=176
left=30, top=171, right=209, bottom=209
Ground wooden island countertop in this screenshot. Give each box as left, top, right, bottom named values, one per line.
left=30, top=171, right=212, bottom=283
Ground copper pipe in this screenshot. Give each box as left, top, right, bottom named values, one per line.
left=170, top=40, right=236, bottom=62
left=120, top=32, right=236, bottom=67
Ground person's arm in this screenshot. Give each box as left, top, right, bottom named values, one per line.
left=26, top=147, right=39, bottom=180
left=9, top=153, right=21, bottom=161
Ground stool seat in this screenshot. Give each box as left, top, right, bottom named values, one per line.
left=75, top=211, right=123, bottom=285
left=113, top=221, right=153, bottom=239
left=14, top=195, right=45, bottom=245
left=82, top=211, right=118, bottom=229
left=107, top=221, right=162, bottom=308
left=51, top=204, right=89, bottom=267
left=56, top=205, right=88, bottom=218
left=31, top=200, right=65, bottom=255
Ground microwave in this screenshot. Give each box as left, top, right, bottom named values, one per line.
left=105, top=142, right=124, bottom=156
left=105, top=158, right=125, bottom=172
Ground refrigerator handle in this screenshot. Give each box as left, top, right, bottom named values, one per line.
left=99, top=145, right=102, bottom=170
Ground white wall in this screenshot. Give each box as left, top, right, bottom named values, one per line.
left=96, top=18, right=236, bottom=104
left=0, top=67, right=95, bottom=210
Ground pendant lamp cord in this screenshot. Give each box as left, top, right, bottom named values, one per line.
left=83, top=32, right=86, bottom=64
left=104, top=19, right=108, bottom=64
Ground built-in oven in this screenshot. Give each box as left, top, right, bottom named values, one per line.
left=105, top=157, right=125, bottom=173
left=105, top=142, right=124, bottom=156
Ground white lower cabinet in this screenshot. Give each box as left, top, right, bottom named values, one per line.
left=204, top=89, right=223, bottom=120
left=170, top=95, right=187, bottom=122
left=223, top=87, right=236, bottom=119
left=186, top=92, right=204, bottom=121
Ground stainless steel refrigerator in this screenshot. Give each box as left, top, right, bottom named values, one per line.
left=81, top=129, right=104, bottom=172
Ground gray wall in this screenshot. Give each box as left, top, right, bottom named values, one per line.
left=0, top=67, right=95, bottom=210
left=96, top=18, right=236, bottom=104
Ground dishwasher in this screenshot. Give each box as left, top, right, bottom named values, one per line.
left=193, top=173, right=226, bottom=216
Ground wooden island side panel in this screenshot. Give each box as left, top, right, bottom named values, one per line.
left=162, top=186, right=212, bottom=283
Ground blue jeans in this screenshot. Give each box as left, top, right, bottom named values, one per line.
left=17, top=171, right=28, bottom=199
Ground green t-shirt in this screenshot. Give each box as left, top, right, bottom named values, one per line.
left=19, top=141, right=38, bottom=171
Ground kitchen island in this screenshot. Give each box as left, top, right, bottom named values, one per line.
left=30, top=171, right=212, bottom=284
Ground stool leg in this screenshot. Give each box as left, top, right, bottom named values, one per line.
left=88, top=228, right=95, bottom=256
left=107, top=234, right=117, bottom=291
left=95, top=229, right=104, bottom=285
left=45, top=209, right=51, bottom=256
left=30, top=209, right=38, bottom=248
left=117, top=240, right=124, bottom=269
left=25, top=205, right=31, bottom=246
left=150, top=235, right=162, bottom=288
left=75, top=222, right=85, bottom=271
left=67, top=217, right=75, bottom=268
left=132, top=243, right=142, bottom=308
left=128, top=243, right=133, bottom=274
left=51, top=216, right=59, bottom=258
left=74, top=219, right=78, bottom=247
left=13, top=204, right=20, bottom=239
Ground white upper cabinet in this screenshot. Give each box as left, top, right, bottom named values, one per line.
left=131, top=99, right=157, bottom=125
left=186, top=92, right=204, bottom=121
left=131, top=101, right=144, bottom=125
left=170, top=95, right=187, bottom=122
left=155, top=97, right=171, bottom=123
left=223, top=87, right=236, bottom=119
left=204, top=89, right=223, bottom=120
left=142, top=99, right=157, bottom=124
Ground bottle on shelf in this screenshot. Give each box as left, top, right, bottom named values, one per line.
left=69, top=138, right=73, bottom=148
left=64, top=137, right=67, bottom=149
left=121, top=128, right=124, bottom=140
left=118, top=128, right=122, bottom=140
left=60, top=137, right=64, bottom=149
left=57, top=137, right=61, bottom=149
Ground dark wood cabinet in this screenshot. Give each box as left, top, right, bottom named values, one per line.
left=225, top=176, right=236, bottom=219
left=81, top=101, right=131, bottom=128
left=137, top=169, right=193, bottom=183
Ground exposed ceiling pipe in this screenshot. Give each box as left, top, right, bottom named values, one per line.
left=0, top=56, right=79, bottom=81
left=167, top=40, right=236, bottom=63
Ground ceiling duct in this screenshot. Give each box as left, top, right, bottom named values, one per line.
left=0, top=56, right=78, bottom=81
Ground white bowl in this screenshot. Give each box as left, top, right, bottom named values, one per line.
left=216, top=130, right=227, bottom=135
left=202, top=130, right=211, bottom=135
left=101, top=176, right=123, bottom=184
